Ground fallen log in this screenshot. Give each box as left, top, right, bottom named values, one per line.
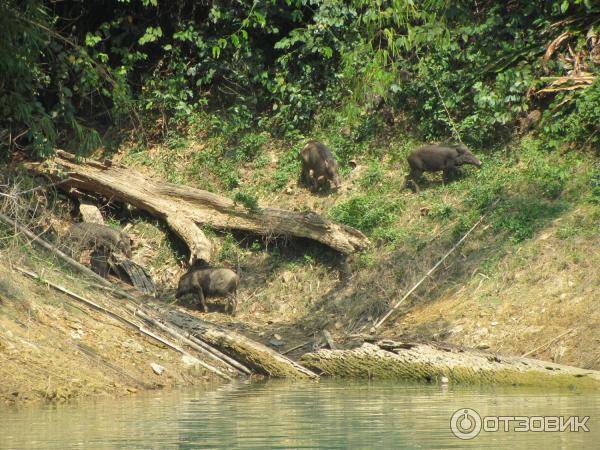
left=300, top=341, right=600, bottom=389
left=110, top=256, right=157, bottom=297
left=166, top=309, right=319, bottom=379
left=28, top=151, right=370, bottom=263
left=130, top=307, right=245, bottom=376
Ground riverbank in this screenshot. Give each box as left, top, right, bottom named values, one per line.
left=0, top=259, right=215, bottom=405
left=2, top=130, right=599, bottom=405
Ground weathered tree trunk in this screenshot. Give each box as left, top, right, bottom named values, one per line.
left=166, top=310, right=319, bottom=379
left=28, top=151, right=370, bottom=263
left=301, top=341, right=600, bottom=388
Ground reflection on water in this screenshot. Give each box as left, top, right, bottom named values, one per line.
left=0, top=379, right=598, bottom=449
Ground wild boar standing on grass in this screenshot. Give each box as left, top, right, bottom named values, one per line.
left=405, top=144, right=482, bottom=192
left=299, top=140, right=342, bottom=193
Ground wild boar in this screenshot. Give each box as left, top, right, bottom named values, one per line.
left=405, top=144, right=482, bottom=192
left=66, top=222, right=132, bottom=258
left=176, top=266, right=239, bottom=315
left=299, top=140, right=342, bottom=192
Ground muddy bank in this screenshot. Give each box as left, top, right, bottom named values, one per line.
left=0, top=262, right=217, bottom=405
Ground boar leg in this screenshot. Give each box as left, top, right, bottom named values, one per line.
left=405, top=168, right=422, bottom=193
left=308, top=169, right=318, bottom=192
left=196, top=287, right=208, bottom=312
left=442, top=167, right=463, bottom=183
left=227, top=294, right=237, bottom=316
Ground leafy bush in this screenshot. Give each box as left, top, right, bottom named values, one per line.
left=330, top=195, right=401, bottom=233
left=233, top=192, right=261, bottom=214
left=2, top=0, right=598, bottom=159
left=541, top=79, right=600, bottom=151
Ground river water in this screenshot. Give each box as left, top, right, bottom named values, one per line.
left=0, top=380, right=598, bottom=449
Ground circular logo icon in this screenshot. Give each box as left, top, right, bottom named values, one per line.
left=450, top=408, right=482, bottom=440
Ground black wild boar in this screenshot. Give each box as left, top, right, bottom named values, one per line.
left=405, top=144, right=482, bottom=192
left=66, top=222, right=133, bottom=257
left=176, top=266, right=240, bottom=315
left=299, top=140, right=341, bottom=192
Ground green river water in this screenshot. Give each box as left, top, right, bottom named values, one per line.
left=0, top=380, right=598, bottom=449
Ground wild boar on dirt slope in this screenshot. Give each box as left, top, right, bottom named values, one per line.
left=176, top=266, right=240, bottom=315
left=66, top=222, right=132, bottom=258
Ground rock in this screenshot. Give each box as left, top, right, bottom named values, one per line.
left=70, top=329, right=85, bottom=340
left=440, top=376, right=449, bottom=384
left=181, top=354, right=201, bottom=367
left=269, top=339, right=284, bottom=347
left=124, top=339, right=145, bottom=353
left=450, top=325, right=464, bottom=334
left=476, top=343, right=490, bottom=350
left=150, top=362, right=164, bottom=375
left=477, top=327, right=489, bottom=336
left=491, top=321, right=498, bottom=327
left=79, top=202, right=105, bottom=224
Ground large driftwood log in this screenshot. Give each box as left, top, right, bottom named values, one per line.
left=29, top=151, right=370, bottom=262
left=166, top=310, right=319, bottom=379
left=301, top=341, right=600, bottom=389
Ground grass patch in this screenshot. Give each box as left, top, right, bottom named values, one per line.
left=330, top=195, right=403, bottom=234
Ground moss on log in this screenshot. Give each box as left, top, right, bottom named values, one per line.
left=300, top=341, right=600, bottom=389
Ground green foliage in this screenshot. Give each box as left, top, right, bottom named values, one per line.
left=233, top=192, right=261, bottom=214
left=330, top=195, right=401, bottom=234
left=588, top=161, right=600, bottom=205
left=2, top=0, right=598, bottom=159
left=0, top=0, right=127, bottom=157
left=271, top=145, right=302, bottom=190
left=541, top=79, right=600, bottom=151
left=493, top=200, right=565, bottom=243
left=358, top=161, right=385, bottom=188
left=428, top=203, right=454, bottom=221
left=217, top=233, right=240, bottom=262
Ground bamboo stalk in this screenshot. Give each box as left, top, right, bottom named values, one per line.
left=521, top=328, right=576, bottom=358
left=374, top=203, right=496, bottom=329
left=130, top=306, right=248, bottom=376
left=0, top=211, right=114, bottom=288
left=15, top=266, right=232, bottom=381
left=282, top=341, right=311, bottom=355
